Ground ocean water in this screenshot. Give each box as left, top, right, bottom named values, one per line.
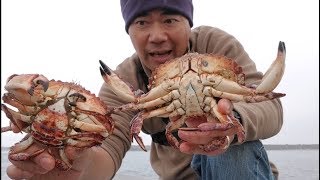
left=1, top=149, right=319, bottom=180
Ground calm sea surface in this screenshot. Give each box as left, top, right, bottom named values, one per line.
left=1, top=149, right=319, bottom=180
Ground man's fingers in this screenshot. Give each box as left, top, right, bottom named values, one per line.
left=33, top=152, right=56, bottom=171
left=8, top=146, right=55, bottom=174
left=178, top=127, right=239, bottom=144
left=185, top=116, right=207, bottom=128
left=178, top=130, right=216, bottom=144
left=179, top=142, right=227, bottom=155
left=217, top=99, right=233, bottom=115
left=64, top=146, right=86, bottom=161
left=7, top=164, right=34, bottom=180
left=9, top=156, right=53, bottom=174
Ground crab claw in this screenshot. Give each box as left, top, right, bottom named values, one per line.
left=256, top=41, right=286, bottom=94
left=99, top=60, right=136, bottom=103
left=4, top=74, right=49, bottom=106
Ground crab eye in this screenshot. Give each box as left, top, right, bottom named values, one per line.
left=69, top=93, right=86, bottom=102
left=201, top=60, right=208, bottom=67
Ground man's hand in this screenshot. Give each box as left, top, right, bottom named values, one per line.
left=5, top=121, right=93, bottom=180
left=6, top=145, right=55, bottom=179
left=6, top=142, right=92, bottom=180
left=178, top=99, right=239, bottom=156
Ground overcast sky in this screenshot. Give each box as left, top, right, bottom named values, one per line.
left=1, top=0, right=319, bottom=147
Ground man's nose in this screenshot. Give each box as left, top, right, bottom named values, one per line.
left=148, top=24, right=168, bottom=44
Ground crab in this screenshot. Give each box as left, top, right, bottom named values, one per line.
left=1, top=74, right=114, bottom=170
left=99, top=41, right=286, bottom=152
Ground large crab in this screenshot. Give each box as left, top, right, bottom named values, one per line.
left=1, top=74, right=114, bottom=170
left=99, top=41, right=286, bottom=152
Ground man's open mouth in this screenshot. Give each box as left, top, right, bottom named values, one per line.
left=149, top=50, right=172, bottom=57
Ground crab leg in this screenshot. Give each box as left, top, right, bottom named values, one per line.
left=130, top=112, right=147, bottom=151
left=130, top=105, right=176, bottom=151
left=66, top=138, right=101, bottom=147
left=99, top=60, right=136, bottom=103
left=10, top=148, right=45, bottom=162
left=201, top=41, right=286, bottom=96
left=67, top=132, right=105, bottom=141
left=200, top=136, right=230, bottom=152
left=256, top=41, right=286, bottom=93
left=57, top=149, right=72, bottom=170
left=100, top=61, right=182, bottom=104
left=73, top=108, right=114, bottom=133
left=165, top=116, right=188, bottom=149
left=1, top=104, right=32, bottom=133
left=2, top=93, right=41, bottom=113
left=9, top=135, right=34, bottom=154
left=204, top=87, right=285, bottom=103
left=209, top=98, right=230, bottom=124
left=1, top=126, right=12, bottom=132
left=5, top=74, right=49, bottom=95
left=71, top=120, right=106, bottom=132
left=228, top=115, right=246, bottom=143
left=205, top=98, right=245, bottom=143
left=65, top=92, right=114, bottom=133
left=196, top=117, right=245, bottom=143
left=5, top=74, right=49, bottom=106
left=202, top=74, right=254, bottom=95
left=9, top=135, right=45, bottom=162
left=10, top=135, right=43, bottom=155
left=117, top=90, right=181, bottom=111
left=138, top=78, right=180, bottom=103
left=1, top=104, right=33, bottom=123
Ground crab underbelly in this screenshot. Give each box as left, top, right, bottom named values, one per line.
left=31, top=110, right=68, bottom=146
left=30, top=100, right=69, bottom=146
left=180, top=74, right=205, bottom=117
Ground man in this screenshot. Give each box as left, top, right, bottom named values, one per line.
left=6, top=0, right=282, bottom=179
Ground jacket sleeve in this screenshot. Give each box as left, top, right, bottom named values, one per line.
left=98, top=82, right=133, bottom=174
left=97, top=57, right=142, bottom=175
left=190, top=26, right=283, bottom=142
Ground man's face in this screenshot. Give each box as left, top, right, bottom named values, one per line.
left=128, top=9, right=191, bottom=71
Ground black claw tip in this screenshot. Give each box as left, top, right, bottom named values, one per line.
left=99, top=60, right=112, bottom=75
left=278, top=41, right=286, bottom=53
left=99, top=67, right=106, bottom=76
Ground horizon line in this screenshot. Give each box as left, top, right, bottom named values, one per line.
left=2, top=144, right=318, bottom=151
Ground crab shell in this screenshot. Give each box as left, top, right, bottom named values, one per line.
left=100, top=41, right=286, bottom=152
left=149, top=53, right=245, bottom=89
left=1, top=74, right=114, bottom=170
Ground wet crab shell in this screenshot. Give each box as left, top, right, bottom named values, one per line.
left=1, top=74, right=114, bottom=170
left=149, top=53, right=245, bottom=89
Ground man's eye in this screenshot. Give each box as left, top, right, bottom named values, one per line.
left=135, top=21, right=146, bottom=26
left=164, top=19, right=178, bottom=24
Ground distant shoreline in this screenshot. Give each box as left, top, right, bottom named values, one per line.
left=2, top=144, right=318, bottom=151
left=128, top=144, right=320, bottom=151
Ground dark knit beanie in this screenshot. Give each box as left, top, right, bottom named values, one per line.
left=120, top=0, right=193, bottom=33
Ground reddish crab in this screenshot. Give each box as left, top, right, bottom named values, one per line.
left=99, top=41, right=286, bottom=152
left=1, top=74, right=114, bottom=170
